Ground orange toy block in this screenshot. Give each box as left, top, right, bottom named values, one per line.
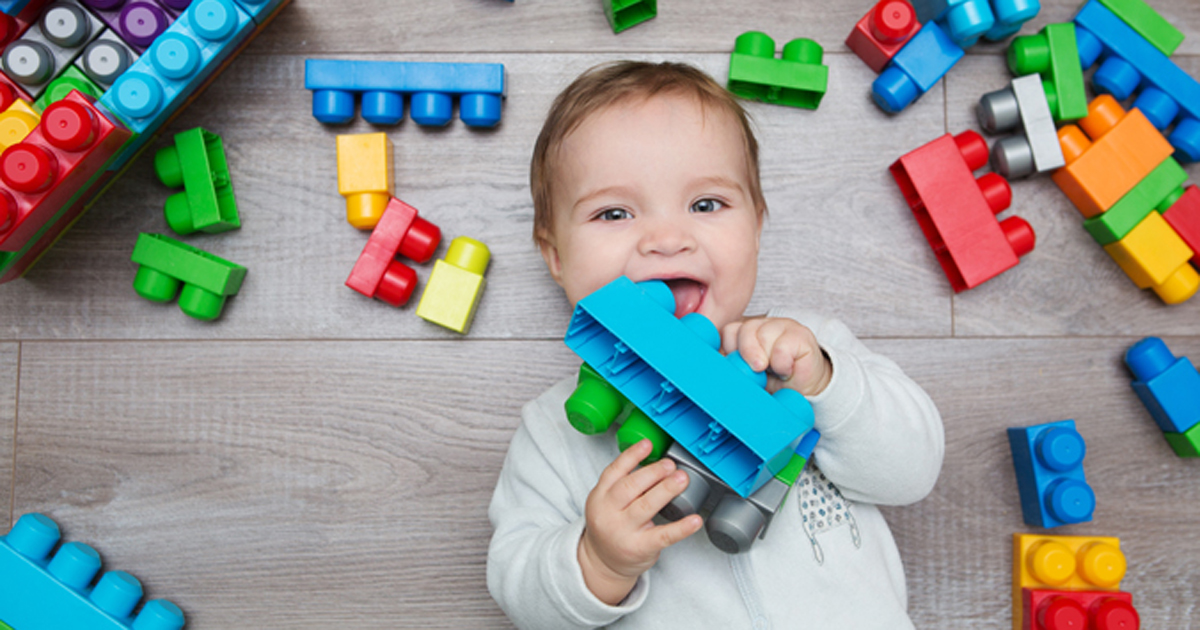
left=1103, top=210, right=1198, bottom=304
left=336, top=132, right=393, bottom=230
left=1013, top=533, right=1126, bottom=630
left=1051, top=94, right=1174, bottom=219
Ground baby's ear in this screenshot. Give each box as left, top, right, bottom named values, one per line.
left=538, top=236, right=565, bottom=286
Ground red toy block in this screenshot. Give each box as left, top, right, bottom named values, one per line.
left=0, top=90, right=131, bottom=252
left=891, top=129, right=1035, bottom=292
left=1022, top=588, right=1139, bottom=630
left=846, top=0, right=921, bottom=73
left=345, top=196, right=441, bottom=307
left=0, top=72, right=32, bottom=113
left=1163, top=185, right=1200, bottom=267
left=0, top=9, right=31, bottom=50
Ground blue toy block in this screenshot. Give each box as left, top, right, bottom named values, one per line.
left=1008, top=419, right=1095, bottom=529
left=230, top=0, right=287, bottom=24
left=872, top=21, right=965, bottom=114
left=100, top=0, right=253, bottom=171
left=1075, top=0, right=1200, bottom=162
left=909, top=0, right=995, bottom=47
left=0, top=513, right=186, bottom=630
left=984, top=0, right=1040, bottom=41
left=304, top=59, right=505, bottom=128
left=1125, top=337, right=1200, bottom=434
left=564, top=277, right=815, bottom=498
left=0, top=0, right=33, bottom=16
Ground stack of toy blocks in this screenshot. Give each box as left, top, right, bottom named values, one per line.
left=1125, top=337, right=1200, bottom=457
left=1008, top=419, right=1095, bottom=528
left=910, top=0, right=1041, bottom=47
left=727, top=31, right=828, bottom=110
left=0, top=0, right=290, bottom=285
left=1006, top=22, right=1088, bottom=124
left=0, top=513, right=186, bottom=630
left=601, top=0, right=654, bottom=33
left=1013, top=533, right=1138, bottom=630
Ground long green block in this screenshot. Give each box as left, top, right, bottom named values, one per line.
left=33, top=66, right=103, bottom=113
left=1083, top=157, right=1188, bottom=244
left=130, top=233, right=247, bottom=321
left=1009, top=23, right=1088, bottom=121
left=1164, top=422, right=1200, bottom=457
left=603, top=0, right=656, bottom=33
left=1098, top=0, right=1184, bottom=56
left=728, top=31, right=828, bottom=110
left=155, top=128, right=239, bottom=235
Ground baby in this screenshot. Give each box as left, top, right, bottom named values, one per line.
left=487, top=61, right=944, bottom=629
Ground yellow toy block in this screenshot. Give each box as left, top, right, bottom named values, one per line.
left=1103, top=211, right=1198, bottom=304
left=0, top=99, right=40, bottom=150
left=336, top=132, right=394, bottom=230
left=1012, top=533, right=1126, bottom=630
left=416, top=236, right=490, bottom=334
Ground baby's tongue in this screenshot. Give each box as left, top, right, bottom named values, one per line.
left=666, top=279, right=704, bottom=318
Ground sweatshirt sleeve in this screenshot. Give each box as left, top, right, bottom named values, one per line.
left=487, top=378, right=650, bottom=630
left=769, top=308, right=945, bottom=506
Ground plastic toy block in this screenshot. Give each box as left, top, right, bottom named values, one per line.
left=416, top=235, right=489, bottom=334
left=0, top=97, right=39, bottom=150
left=0, top=1, right=105, bottom=99
left=890, top=130, right=1034, bottom=292
left=1051, top=95, right=1174, bottom=219
left=727, top=31, right=828, bottom=110
left=602, top=0, right=654, bottom=33
left=1023, top=588, right=1138, bottom=630
left=100, top=0, right=253, bottom=170
left=130, top=232, right=245, bottom=320
left=79, top=0, right=177, bottom=53
left=0, top=619, right=11, bottom=629
left=1008, top=419, right=1095, bottom=528
left=872, top=21, right=964, bottom=113
left=75, top=29, right=136, bottom=87
left=0, top=513, right=186, bottom=630
left=1162, top=185, right=1200, bottom=266
left=982, top=0, right=1041, bottom=42
left=1097, top=0, right=1182, bottom=55
left=908, top=0, right=995, bottom=47
left=345, top=195, right=441, bottom=307
left=1125, top=336, right=1200, bottom=436
left=1102, top=211, right=1198, bottom=304
left=0, top=165, right=110, bottom=282
left=0, top=8, right=34, bottom=49
left=0, top=71, right=33, bottom=111
left=336, top=131, right=392, bottom=230
left=304, top=59, right=505, bottom=127
left=0, top=90, right=131, bottom=252
left=1075, top=0, right=1200, bottom=162
left=978, top=74, right=1064, bottom=179
left=33, top=63, right=101, bottom=110
left=0, top=0, right=41, bottom=17
left=1163, top=422, right=1200, bottom=457
left=563, top=277, right=815, bottom=497
left=1007, top=23, right=1087, bottom=122
left=153, top=127, right=236, bottom=234
left=229, top=0, right=285, bottom=24
left=1082, top=157, right=1185, bottom=246
left=846, top=0, right=921, bottom=74
left=1013, top=533, right=1125, bottom=630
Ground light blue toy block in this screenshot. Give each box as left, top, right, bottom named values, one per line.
left=1125, top=337, right=1200, bottom=434
left=1074, top=0, right=1200, bottom=162
left=564, top=277, right=815, bottom=498
left=872, top=21, right=964, bottom=113
left=230, top=0, right=286, bottom=24
left=0, top=513, right=186, bottom=630
left=909, top=0, right=996, bottom=47
left=0, top=0, right=33, bottom=16
left=984, top=0, right=1040, bottom=41
left=1008, top=419, right=1095, bottom=529
left=100, top=0, right=253, bottom=171
left=304, top=58, right=506, bottom=128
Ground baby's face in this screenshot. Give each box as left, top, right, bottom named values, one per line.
left=540, top=93, right=762, bottom=331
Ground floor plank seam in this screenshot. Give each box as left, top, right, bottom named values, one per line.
left=9, top=341, right=19, bottom=529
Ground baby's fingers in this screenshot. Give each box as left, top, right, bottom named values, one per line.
left=645, top=514, right=704, bottom=552
left=596, top=439, right=656, bottom=494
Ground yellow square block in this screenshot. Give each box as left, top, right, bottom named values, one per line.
left=1012, top=533, right=1126, bottom=630
left=336, top=133, right=394, bottom=229
left=1102, top=210, right=1199, bottom=304
left=416, top=260, right=486, bottom=333
left=0, top=99, right=40, bottom=150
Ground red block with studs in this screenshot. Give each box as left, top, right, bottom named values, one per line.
left=1163, top=185, right=1200, bottom=267
left=1022, top=588, right=1139, bottom=630
left=846, top=0, right=921, bottom=73
left=346, top=196, right=442, bottom=307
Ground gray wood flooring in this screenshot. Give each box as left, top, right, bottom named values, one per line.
left=1, top=0, right=1198, bottom=627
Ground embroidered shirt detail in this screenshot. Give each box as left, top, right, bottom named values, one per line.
left=796, top=463, right=861, bottom=565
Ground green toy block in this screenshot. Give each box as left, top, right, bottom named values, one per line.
left=1098, top=0, right=1184, bottom=56
left=33, top=66, right=103, bottom=113
left=130, top=233, right=247, bottom=321
left=603, top=0, right=656, bottom=33
left=773, top=452, right=809, bottom=487
left=1164, top=422, right=1200, bottom=457
left=617, top=408, right=673, bottom=465
left=1083, top=157, right=1188, bottom=244
left=155, top=128, right=240, bottom=235
left=728, top=31, right=828, bottom=110
left=1, top=618, right=12, bottom=630
left=1008, top=23, right=1088, bottom=122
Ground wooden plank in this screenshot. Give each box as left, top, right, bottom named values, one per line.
left=0, top=343, right=14, bottom=532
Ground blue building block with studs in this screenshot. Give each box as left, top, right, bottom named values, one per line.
left=0, top=513, right=186, bottom=630
left=984, top=0, right=1040, bottom=41
left=872, top=21, right=965, bottom=113
left=1074, top=0, right=1200, bottom=162
left=909, top=0, right=996, bottom=47
left=564, top=277, right=815, bottom=498
left=1125, top=337, right=1200, bottom=434
left=1008, top=419, right=1095, bottom=529
left=304, top=59, right=505, bottom=128
left=230, top=0, right=287, bottom=24
left=100, top=0, right=253, bottom=171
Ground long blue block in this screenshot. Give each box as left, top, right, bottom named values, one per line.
left=230, top=0, right=287, bottom=24
left=1075, top=0, right=1200, bottom=161
left=0, top=514, right=185, bottom=630
left=100, top=0, right=253, bottom=170
left=872, top=22, right=964, bottom=113
left=304, top=59, right=506, bottom=127
left=1125, top=337, right=1200, bottom=434
left=1008, top=419, right=1095, bottom=529
left=565, top=277, right=815, bottom=498
left=0, top=0, right=32, bottom=16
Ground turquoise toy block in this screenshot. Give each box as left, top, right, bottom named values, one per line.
left=1008, top=420, right=1095, bottom=529
left=564, top=277, right=815, bottom=498
left=0, top=513, right=186, bottom=630
left=909, top=0, right=996, bottom=47
left=727, top=31, right=828, bottom=110
left=230, top=0, right=286, bottom=24
left=984, top=0, right=1040, bottom=41
left=1125, top=337, right=1200, bottom=435
left=873, top=21, right=965, bottom=113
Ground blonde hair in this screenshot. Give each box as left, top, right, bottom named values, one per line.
left=530, top=61, right=766, bottom=246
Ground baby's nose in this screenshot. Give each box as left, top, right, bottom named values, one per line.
left=639, top=219, right=696, bottom=256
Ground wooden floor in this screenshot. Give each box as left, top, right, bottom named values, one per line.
left=2, top=0, right=1199, bottom=627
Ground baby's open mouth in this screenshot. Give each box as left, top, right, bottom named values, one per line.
left=663, top=278, right=707, bottom=318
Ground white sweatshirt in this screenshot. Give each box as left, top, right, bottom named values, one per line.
left=487, top=309, right=944, bottom=629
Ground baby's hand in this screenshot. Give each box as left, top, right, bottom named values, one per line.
left=578, top=440, right=703, bottom=605
left=722, top=316, right=833, bottom=396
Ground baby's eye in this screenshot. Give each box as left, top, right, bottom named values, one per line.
left=596, top=208, right=632, bottom=221
left=691, top=198, right=726, bottom=213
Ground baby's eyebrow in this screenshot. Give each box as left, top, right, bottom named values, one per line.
left=690, top=175, right=745, bottom=193
left=573, top=185, right=635, bottom=211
